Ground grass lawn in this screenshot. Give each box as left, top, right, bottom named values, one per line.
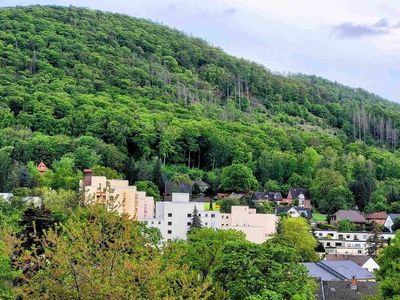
left=204, top=203, right=220, bottom=211
left=312, top=213, right=327, bottom=222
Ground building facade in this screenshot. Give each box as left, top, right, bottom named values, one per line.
left=81, top=169, right=154, bottom=220
left=221, top=206, right=277, bottom=243
left=315, top=230, right=395, bottom=255
left=142, top=193, right=220, bottom=241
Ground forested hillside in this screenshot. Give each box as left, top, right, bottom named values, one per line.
left=1, top=6, right=400, bottom=213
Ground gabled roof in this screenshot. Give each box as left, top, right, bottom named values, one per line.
left=388, top=213, right=400, bottom=221
left=318, top=281, right=377, bottom=300
left=252, top=192, right=283, bottom=201
left=365, top=212, right=388, bottom=220
left=288, top=188, right=310, bottom=199
left=303, top=260, right=375, bottom=281
left=333, top=210, right=367, bottom=223
left=324, top=254, right=372, bottom=267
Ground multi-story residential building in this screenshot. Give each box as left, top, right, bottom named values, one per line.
left=142, top=193, right=220, bottom=241
left=81, top=169, right=154, bottom=220
left=314, top=230, right=395, bottom=255
left=221, top=206, right=277, bottom=243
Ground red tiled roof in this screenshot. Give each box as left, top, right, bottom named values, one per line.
left=365, top=212, right=388, bottom=220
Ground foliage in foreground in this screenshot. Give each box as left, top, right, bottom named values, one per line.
left=0, top=195, right=316, bottom=299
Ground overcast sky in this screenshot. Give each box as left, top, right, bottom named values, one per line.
left=2, top=0, right=400, bottom=102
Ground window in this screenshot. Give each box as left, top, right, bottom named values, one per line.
left=167, top=230, right=172, bottom=234
left=205, top=214, right=208, bottom=217
left=144, top=221, right=148, bottom=225
left=187, top=213, right=192, bottom=217
left=168, top=213, right=172, bottom=217
left=211, top=214, right=215, bottom=218
left=158, top=221, right=161, bottom=225
left=205, top=222, right=208, bottom=226
left=318, top=233, right=322, bottom=237
left=338, top=234, right=343, bottom=239
left=358, top=250, right=362, bottom=254
left=168, top=221, right=172, bottom=226
left=326, top=242, right=331, bottom=247
left=151, top=221, right=154, bottom=224
left=187, top=222, right=191, bottom=226
left=198, top=214, right=201, bottom=217
left=335, top=242, right=342, bottom=246
left=346, top=235, right=350, bottom=239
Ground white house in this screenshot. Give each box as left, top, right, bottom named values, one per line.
left=142, top=193, right=220, bottom=241
left=384, top=214, right=400, bottom=233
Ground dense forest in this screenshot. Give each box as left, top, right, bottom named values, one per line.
left=1, top=6, right=400, bottom=215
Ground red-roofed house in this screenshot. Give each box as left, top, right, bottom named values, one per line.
left=37, top=161, right=48, bottom=176
left=365, top=212, right=388, bottom=225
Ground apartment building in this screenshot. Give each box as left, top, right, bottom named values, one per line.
left=81, top=169, right=154, bottom=220
left=142, top=193, right=220, bottom=241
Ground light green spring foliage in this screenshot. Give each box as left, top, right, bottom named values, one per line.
left=2, top=6, right=400, bottom=214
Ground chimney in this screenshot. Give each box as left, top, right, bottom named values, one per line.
left=83, top=169, right=92, bottom=187
left=350, top=276, right=357, bottom=291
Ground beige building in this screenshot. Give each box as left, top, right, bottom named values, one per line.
left=220, top=206, right=277, bottom=243
left=81, top=169, right=154, bottom=220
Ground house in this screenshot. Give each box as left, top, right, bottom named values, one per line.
left=37, top=161, right=48, bottom=175
left=314, top=230, right=395, bottom=255
left=276, top=206, right=313, bottom=219
left=316, top=280, right=377, bottom=300
left=365, top=212, right=388, bottom=225
left=330, top=210, right=367, bottom=225
left=384, top=213, right=400, bottom=233
left=0, top=193, right=13, bottom=201
left=220, top=206, right=277, bottom=243
left=142, top=193, right=220, bottom=241
left=226, top=192, right=247, bottom=200
left=81, top=169, right=154, bottom=220
left=192, top=180, right=210, bottom=193
left=0, top=193, right=41, bottom=206
left=324, top=254, right=379, bottom=273
left=303, top=260, right=375, bottom=281
left=287, top=188, right=311, bottom=200
left=164, top=180, right=192, bottom=201
left=284, top=188, right=312, bottom=208
left=251, top=192, right=283, bottom=202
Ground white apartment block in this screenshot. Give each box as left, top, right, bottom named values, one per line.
left=315, top=230, right=395, bottom=255
left=142, top=193, right=220, bottom=241
left=81, top=169, right=154, bottom=220
left=220, top=206, right=277, bottom=243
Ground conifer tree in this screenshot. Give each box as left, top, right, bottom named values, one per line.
left=152, top=158, right=164, bottom=195
left=190, top=206, right=202, bottom=229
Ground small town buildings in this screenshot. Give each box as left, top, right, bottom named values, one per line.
left=330, top=210, right=367, bottom=225
left=276, top=206, right=313, bottom=219
left=314, top=229, right=395, bottom=255
left=220, top=206, right=277, bottom=243
left=384, top=213, right=400, bottom=233
left=303, top=260, right=375, bottom=281
left=142, top=193, right=220, bottom=241
left=81, top=169, right=154, bottom=220
left=251, top=192, right=283, bottom=202
left=324, top=254, right=379, bottom=273
left=365, top=212, right=388, bottom=225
